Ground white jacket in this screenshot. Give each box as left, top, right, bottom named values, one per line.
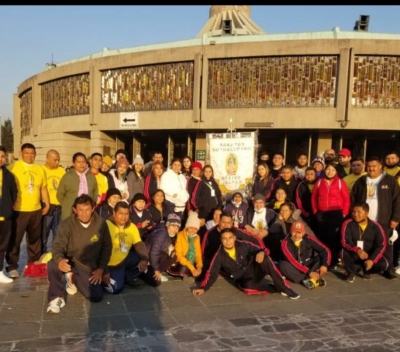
left=160, top=168, right=189, bottom=208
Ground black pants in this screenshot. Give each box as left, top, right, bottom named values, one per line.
left=236, top=254, right=290, bottom=293
left=279, top=256, right=321, bottom=284
left=47, top=259, right=104, bottom=303
left=144, top=253, right=177, bottom=287
left=380, top=224, right=395, bottom=271
left=263, top=232, right=284, bottom=263
left=6, top=209, right=43, bottom=271
left=0, top=220, right=12, bottom=271
left=342, top=249, right=388, bottom=275
left=316, top=210, right=343, bottom=266
left=41, top=205, right=61, bottom=253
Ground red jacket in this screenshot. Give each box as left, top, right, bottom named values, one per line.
left=311, top=176, right=350, bottom=216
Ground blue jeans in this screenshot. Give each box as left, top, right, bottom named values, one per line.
left=42, top=205, right=61, bottom=253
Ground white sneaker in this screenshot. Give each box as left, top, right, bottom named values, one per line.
left=8, top=269, right=19, bottom=278
left=65, top=272, right=77, bottom=295
left=47, top=297, right=65, bottom=313
left=0, top=271, right=13, bottom=283
left=160, top=274, right=169, bottom=282
left=395, top=266, right=400, bottom=275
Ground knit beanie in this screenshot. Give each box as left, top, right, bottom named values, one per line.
left=103, top=155, right=113, bottom=168
left=185, top=212, right=201, bottom=230
left=311, top=156, right=325, bottom=168
left=133, top=155, right=144, bottom=165
left=106, top=187, right=122, bottom=200
left=116, top=157, right=129, bottom=168
left=166, top=213, right=182, bottom=227
left=191, top=161, right=203, bottom=171
left=130, top=193, right=147, bottom=206
left=253, top=193, right=265, bottom=203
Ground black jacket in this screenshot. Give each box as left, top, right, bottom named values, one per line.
left=281, top=234, right=331, bottom=274
left=129, top=208, right=155, bottom=240
left=296, top=180, right=315, bottom=219
left=0, top=166, right=17, bottom=220
left=251, top=176, right=274, bottom=201
left=191, top=177, right=222, bottom=220
left=341, top=219, right=386, bottom=263
left=335, top=163, right=350, bottom=179
left=96, top=202, right=114, bottom=220
left=202, top=226, right=264, bottom=262
left=273, top=176, right=301, bottom=206
left=351, top=173, right=400, bottom=226
left=200, top=240, right=267, bottom=290
left=146, top=201, right=175, bottom=225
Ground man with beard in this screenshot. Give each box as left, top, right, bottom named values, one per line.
left=296, top=167, right=318, bottom=235
left=323, top=148, right=337, bottom=166
left=341, top=203, right=387, bottom=283
left=384, top=152, right=400, bottom=184
left=336, top=148, right=352, bottom=179
left=352, top=157, right=400, bottom=279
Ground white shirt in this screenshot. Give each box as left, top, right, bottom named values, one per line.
left=160, top=168, right=189, bottom=208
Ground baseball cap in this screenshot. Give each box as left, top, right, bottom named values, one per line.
left=338, top=148, right=351, bottom=157
left=291, top=220, right=306, bottom=233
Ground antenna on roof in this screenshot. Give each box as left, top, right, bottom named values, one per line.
left=45, top=53, right=57, bottom=70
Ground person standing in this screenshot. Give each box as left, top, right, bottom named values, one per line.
left=335, top=148, right=352, bottom=179
left=42, top=149, right=66, bottom=253
left=351, top=156, right=400, bottom=279
left=0, top=146, right=17, bottom=283
left=311, top=163, right=350, bottom=269
left=343, top=157, right=366, bottom=195
left=89, top=153, right=109, bottom=205
left=46, top=195, right=112, bottom=313
left=6, top=143, right=50, bottom=278
left=57, top=152, right=98, bottom=221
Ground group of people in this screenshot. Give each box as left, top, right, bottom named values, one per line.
left=0, top=142, right=399, bottom=314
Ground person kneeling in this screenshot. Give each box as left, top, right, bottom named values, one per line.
left=47, top=195, right=112, bottom=313
left=167, top=212, right=203, bottom=284
left=280, top=220, right=331, bottom=290
left=103, top=201, right=153, bottom=293
left=193, top=228, right=300, bottom=299
left=341, top=203, right=387, bottom=283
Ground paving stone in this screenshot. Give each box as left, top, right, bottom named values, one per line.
left=41, top=318, right=88, bottom=338
left=228, top=317, right=260, bottom=327
left=0, top=322, right=40, bottom=342
left=169, top=306, right=216, bottom=324
left=131, top=310, right=178, bottom=330
left=0, top=302, right=43, bottom=324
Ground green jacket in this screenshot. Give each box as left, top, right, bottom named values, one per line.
left=57, top=169, right=98, bottom=220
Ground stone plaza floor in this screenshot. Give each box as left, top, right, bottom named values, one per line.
left=1, top=244, right=400, bottom=351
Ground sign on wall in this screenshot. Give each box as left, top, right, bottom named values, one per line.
left=206, top=131, right=257, bottom=198
left=120, top=112, right=139, bottom=129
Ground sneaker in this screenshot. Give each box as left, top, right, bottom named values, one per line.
left=318, top=278, right=327, bottom=287
left=0, top=271, right=13, bottom=284
left=301, top=279, right=315, bottom=290
left=65, top=272, right=77, bottom=295
left=328, top=265, right=337, bottom=271
left=281, top=288, right=300, bottom=300
left=384, top=269, right=397, bottom=280
left=160, top=274, right=169, bottom=282
left=395, top=266, right=400, bottom=275
left=8, top=269, right=19, bottom=278
left=125, top=278, right=142, bottom=288
left=345, top=274, right=355, bottom=283
left=363, top=272, right=372, bottom=280
left=46, top=297, right=65, bottom=313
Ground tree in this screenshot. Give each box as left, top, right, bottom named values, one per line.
left=1, top=118, right=14, bottom=153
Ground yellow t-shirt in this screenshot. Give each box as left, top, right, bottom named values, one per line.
left=273, top=201, right=284, bottom=210
left=93, top=172, right=109, bottom=204
left=224, top=247, right=236, bottom=260
left=106, top=220, right=142, bottom=266
left=307, top=183, right=315, bottom=193
left=10, top=160, right=47, bottom=212
left=344, top=172, right=367, bottom=194
left=359, top=223, right=367, bottom=233
left=42, top=165, right=66, bottom=205
left=344, top=166, right=351, bottom=176
left=384, top=166, right=400, bottom=177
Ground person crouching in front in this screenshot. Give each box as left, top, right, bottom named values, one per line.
left=167, top=212, right=203, bottom=284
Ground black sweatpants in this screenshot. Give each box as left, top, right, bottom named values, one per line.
left=279, top=256, right=321, bottom=283
left=342, top=249, right=388, bottom=275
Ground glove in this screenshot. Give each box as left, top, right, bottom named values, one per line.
left=389, top=229, right=398, bottom=245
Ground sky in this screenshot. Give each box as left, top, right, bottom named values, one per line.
left=1, top=5, right=400, bottom=125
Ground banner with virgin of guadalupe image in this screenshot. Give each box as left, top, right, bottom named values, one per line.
left=206, top=131, right=258, bottom=199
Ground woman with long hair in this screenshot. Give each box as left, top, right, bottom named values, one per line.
left=144, top=161, right=164, bottom=203
left=251, top=162, right=274, bottom=203
left=128, top=155, right=145, bottom=200
left=107, top=157, right=131, bottom=203
left=146, top=189, right=175, bottom=226
left=311, top=163, right=350, bottom=269
left=182, top=155, right=193, bottom=179
left=191, top=164, right=223, bottom=228
left=267, top=187, right=296, bottom=212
